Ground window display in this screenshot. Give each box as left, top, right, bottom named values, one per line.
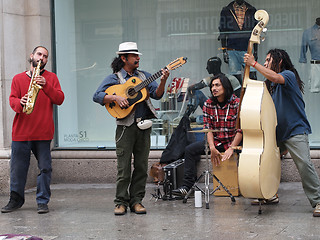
left=53, top=0, right=320, bottom=149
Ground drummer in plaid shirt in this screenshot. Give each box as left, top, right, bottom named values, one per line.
left=203, top=74, right=242, bottom=166
left=172, top=73, right=242, bottom=197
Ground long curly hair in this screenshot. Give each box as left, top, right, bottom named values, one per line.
left=110, top=54, right=128, bottom=73
left=266, top=48, right=304, bottom=94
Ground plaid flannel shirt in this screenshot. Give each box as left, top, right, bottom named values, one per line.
left=203, top=94, right=241, bottom=151
left=233, top=2, right=248, bottom=30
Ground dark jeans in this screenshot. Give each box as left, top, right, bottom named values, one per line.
left=10, top=140, right=52, bottom=204
left=183, top=140, right=224, bottom=189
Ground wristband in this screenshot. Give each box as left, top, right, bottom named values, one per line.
left=253, top=61, right=257, bottom=67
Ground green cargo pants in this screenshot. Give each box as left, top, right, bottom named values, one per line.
left=279, top=134, right=320, bottom=208
left=114, top=123, right=151, bottom=208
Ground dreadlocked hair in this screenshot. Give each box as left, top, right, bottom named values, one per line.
left=266, top=48, right=304, bottom=94
left=111, top=54, right=128, bottom=73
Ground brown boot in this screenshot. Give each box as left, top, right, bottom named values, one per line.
left=131, top=203, right=146, bottom=214
left=313, top=203, right=320, bottom=217
left=114, top=205, right=127, bottom=215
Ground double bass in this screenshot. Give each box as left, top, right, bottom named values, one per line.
left=237, top=10, right=281, bottom=200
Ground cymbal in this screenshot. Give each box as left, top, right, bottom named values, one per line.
left=189, top=128, right=220, bottom=133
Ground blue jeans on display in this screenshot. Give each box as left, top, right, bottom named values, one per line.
left=228, top=50, right=256, bottom=75
left=190, top=90, right=207, bottom=110
left=309, top=64, right=320, bottom=93
left=10, top=140, right=52, bottom=204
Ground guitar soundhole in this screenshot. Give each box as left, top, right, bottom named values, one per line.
left=128, top=88, right=136, bottom=97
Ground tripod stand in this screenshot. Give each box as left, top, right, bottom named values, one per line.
left=182, top=129, right=236, bottom=209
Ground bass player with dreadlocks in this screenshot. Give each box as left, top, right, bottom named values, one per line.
left=244, top=48, right=320, bottom=217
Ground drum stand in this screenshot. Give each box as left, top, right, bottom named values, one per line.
left=150, top=182, right=163, bottom=202
left=182, top=131, right=236, bottom=208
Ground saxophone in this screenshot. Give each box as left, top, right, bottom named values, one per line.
left=23, top=60, right=42, bottom=114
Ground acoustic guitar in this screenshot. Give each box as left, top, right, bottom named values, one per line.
left=105, top=57, right=187, bottom=119
left=237, top=10, right=281, bottom=200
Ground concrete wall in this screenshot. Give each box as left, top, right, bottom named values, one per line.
left=1, top=146, right=320, bottom=195
left=0, top=0, right=52, bottom=194
left=49, top=150, right=320, bottom=185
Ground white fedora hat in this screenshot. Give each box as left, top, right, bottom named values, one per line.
left=116, top=42, right=142, bottom=55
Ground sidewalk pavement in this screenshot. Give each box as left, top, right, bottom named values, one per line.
left=0, top=182, right=319, bottom=240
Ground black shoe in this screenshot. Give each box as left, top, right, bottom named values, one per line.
left=1, top=191, right=24, bottom=213
left=172, top=186, right=190, bottom=197
left=37, top=203, right=49, bottom=214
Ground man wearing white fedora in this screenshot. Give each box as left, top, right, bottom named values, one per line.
left=93, top=42, right=170, bottom=215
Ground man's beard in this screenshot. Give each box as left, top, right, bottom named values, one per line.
left=31, top=58, right=46, bottom=70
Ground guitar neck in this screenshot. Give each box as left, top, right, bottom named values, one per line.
left=134, top=68, right=166, bottom=92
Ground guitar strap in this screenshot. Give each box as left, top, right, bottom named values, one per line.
left=116, top=71, right=126, bottom=84
left=137, top=71, right=158, bottom=119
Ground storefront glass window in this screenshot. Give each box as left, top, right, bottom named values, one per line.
left=53, top=0, right=320, bottom=149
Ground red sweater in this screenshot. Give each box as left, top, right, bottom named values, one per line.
left=9, top=70, right=64, bottom=141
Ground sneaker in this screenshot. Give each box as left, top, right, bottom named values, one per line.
left=1, top=191, right=24, bottom=213
left=172, top=186, right=190, bottom=197
left=114, top=205, right=127, bottom=216
left=37, top=203, right=49, bottom=214
left=130, top=203, right=146, bottom=214
left=251, top=194, right=279, bottom=205
left=313, top=203, right=320, bottom=217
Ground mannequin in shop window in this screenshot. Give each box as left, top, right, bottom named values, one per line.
left=299, top=17, right=320, bottom=93
left=218, top=0, right=258, bottom=84
left=185, top=57, right=241, bottom=121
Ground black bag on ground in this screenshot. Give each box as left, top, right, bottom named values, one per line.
left=160, top=115, right=195, bottom=164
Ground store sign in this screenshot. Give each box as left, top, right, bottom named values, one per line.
left=161, top=8, right=304, bottom=37
left=161, top=11, right=220, bottom=36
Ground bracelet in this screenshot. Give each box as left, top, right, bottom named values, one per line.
left=253, top=61, right=257, bottom=67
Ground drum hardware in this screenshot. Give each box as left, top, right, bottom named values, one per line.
left=150, top=182, right=163, bottom=202
left=182, top=129, right=236, bottom=209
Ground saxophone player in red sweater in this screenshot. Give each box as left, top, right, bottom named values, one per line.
left=1, top=46, right=64, bottom=214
